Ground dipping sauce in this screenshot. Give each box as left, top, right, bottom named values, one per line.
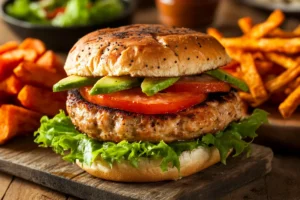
left=155, top=0, right=220, bottom=28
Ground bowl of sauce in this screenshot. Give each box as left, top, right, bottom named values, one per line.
left=155, top=0, right=220, bottom=28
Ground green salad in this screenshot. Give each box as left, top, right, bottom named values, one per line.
left=6, top=0, right=124, bottom=27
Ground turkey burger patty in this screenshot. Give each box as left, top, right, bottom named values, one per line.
left=67, top=89, right=246, bottom=143
left=34, top=24, right=268, bottom=183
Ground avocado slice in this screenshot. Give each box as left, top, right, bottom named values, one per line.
left=53, top=75, right=99, bottom=92
left=206, top=69, right=249, bottom=92
left=89, top=76, right=140, bottom=95
left=141, top=77, right=180, bottom=96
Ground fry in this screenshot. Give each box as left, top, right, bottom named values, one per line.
left=221, top=37, right=300, bottom=54
left=266, top=65, right=300, bottom=93
left=285, top=77, right=300, bottom=95
left=36, top=50, right=64, bottom=73
left=238, top=92, right=268, bottom=107
left=19, top=38, right=46, bottom=56
left=0, top=57, right=22, bottom=81
left=13, top=61, right=65, bottom=89
left=225, top=48, right=243, bottom=62
left=0, top=104, right=42, bottom=144
left=238, top=17, right=253, bottom=34
left=207, top=10, right=300, bottom=118
left=240, top=53, right=268, bottom=100
left=279, top=85, right=300, bottom=118
left=0, top=75, right=23, bottom=95
left=248, top=10, right=284, bottom=39
left=207, top=28, right=223, bottom=41
left=221, top=60, right=240, bottom=70
left=0, top=41, right=18, bottom=55
left=267, top=28, right=300, bottom=38
left=294, top=25, right=300, bottom=34
left=1, top=49, right=37, bottom=62
left=17, top=85, right=66, bottom=116
left=264, top=52, right=298, bottom=69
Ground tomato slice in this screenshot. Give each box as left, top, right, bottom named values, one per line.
left=80, top=87, right=207, bottom=114
left=164, top=75, right=231, bottom=93
left=46, top=7, right=66, bottom=20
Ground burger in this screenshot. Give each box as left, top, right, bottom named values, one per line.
left=34, top=24, right=267, bottom=182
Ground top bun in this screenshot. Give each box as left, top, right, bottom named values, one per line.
left=65, top=24, right=230, bottom=77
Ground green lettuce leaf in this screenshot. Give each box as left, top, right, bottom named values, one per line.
left=6, top=0, right=47, bottom=24
left=51, top=0, right=89, bottom=27
left=34, top=109, right=267, bottom=171
left=89, top=0, right=124, bottom=25
left=202, top=109, right=268, bottom=164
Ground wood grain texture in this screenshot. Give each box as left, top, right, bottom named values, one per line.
left=221, top=152, right=300, bottom=200
left=221, top=178, right=268, bottom=200
left=265, top=155, right=300, bottom=200
left=3, top=178, right=67, bottom=200
left=0, top=137, right=273, bottom=200
left=0, top=172, right=13, bottom=199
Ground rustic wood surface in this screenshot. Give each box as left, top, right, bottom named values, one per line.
left=0, top=137, right=273, bottom=200
left=0, top=0, right=300, bottom=199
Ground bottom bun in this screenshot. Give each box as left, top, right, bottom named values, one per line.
left=76, top=146, right=222, bottom=182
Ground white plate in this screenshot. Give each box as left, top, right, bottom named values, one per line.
left=239, top=0, right=300, bottom=14
left=256, top=106, right=300, bottom=150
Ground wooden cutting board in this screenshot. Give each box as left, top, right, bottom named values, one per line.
left=0, top=137, right=273, bottom=200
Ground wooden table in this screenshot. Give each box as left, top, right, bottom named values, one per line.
left=0, top=0, right=300, bottom=199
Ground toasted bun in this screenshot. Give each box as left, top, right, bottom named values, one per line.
left=65, top=24, right=230, bottom=77
left=76, top=146, right=222, bottom=182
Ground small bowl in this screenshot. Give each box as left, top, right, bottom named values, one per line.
left=155, top=0, right=220, bottom=28
left=0, top=0, right=136, bottom=52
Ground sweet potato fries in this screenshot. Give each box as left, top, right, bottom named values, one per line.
left=208, top=10, right=300, bottom=118
left=0, top=38, right=66, bottom=144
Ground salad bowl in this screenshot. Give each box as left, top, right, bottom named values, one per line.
left=0, top=0, right=136, bottom=51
